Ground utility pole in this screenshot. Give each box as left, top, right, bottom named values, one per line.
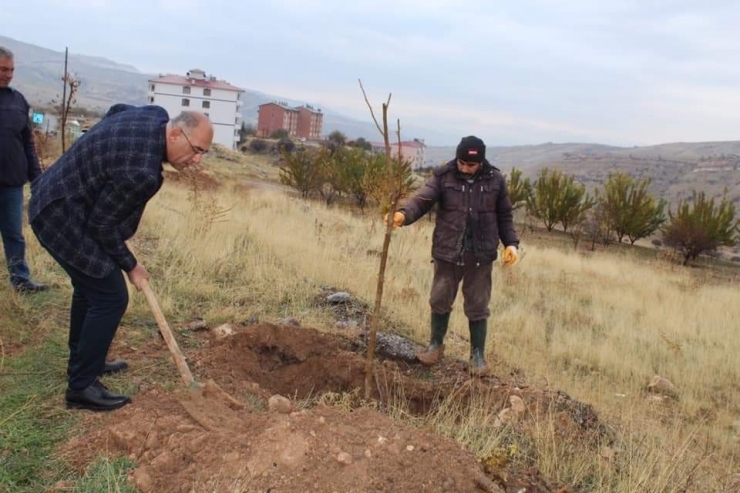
left=61, top=47, right=68, bottom=152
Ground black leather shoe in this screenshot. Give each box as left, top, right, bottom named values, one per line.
left=65, top=380, right=131, bottom=411
left=13, top=281, right=49, bottom=294
left=96, top=380, right=130, bottom=401
left=101, top=359, right=129, bottom=375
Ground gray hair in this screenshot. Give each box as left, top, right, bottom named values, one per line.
left=171, top=111, right=207, bottom=130
left=0, top=46, right=14, bottom=59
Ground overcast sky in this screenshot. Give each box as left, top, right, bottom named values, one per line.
left=3, top=0, right=740, bottom=146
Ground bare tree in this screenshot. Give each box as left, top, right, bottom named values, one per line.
left=582, top=201, right=613, bottom=251
left=358, top=80, right=414, bottom=400
left=278, top=148, right=322, bottom=199
left=59, top=72, right=81, bottom=152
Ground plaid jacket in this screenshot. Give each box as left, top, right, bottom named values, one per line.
left=29, top=104, right=167, bottom=278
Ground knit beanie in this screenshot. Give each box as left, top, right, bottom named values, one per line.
left=456, top=136, right=486, bottom=163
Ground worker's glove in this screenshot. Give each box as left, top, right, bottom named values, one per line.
left=503, top=246, right=518, bottom=267
left=383, top=212, right=406, bottom=230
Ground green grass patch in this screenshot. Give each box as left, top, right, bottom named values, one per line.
left=71, top=456, right=137, bottom=493
left=0, top=332, right=75, bottom=492
left=0, top=326, right=136, bottom=493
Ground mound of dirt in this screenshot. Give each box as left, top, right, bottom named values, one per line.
left=195, top=324, right=603, bottom=433
left=63, top=323, right=603, bottom=492
left=66, top=390, right=494, bottom=493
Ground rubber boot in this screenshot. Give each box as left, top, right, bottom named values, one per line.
left=469, top=319, right=489, bottom=376
left=416, top=312, right=450, bottom=366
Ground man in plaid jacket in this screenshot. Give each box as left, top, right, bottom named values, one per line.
left=30, top=105, right=213, bottom=411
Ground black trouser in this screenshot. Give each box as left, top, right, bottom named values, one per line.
left=42, top=248, right=128, bottom=390
left=429, top=252, right=492, bottom=321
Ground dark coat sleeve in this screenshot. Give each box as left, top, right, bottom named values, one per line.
left=495, top=174, right=519, bottom=248
left=20, top=95, right=41, bottom=182
left=399, top=174, right=442, bottom=225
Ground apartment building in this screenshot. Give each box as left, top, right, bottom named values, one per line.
left=148, top=69, right=244, bottom=149
left=296, top=105, right=323, bottom=140
left=256, top=102, right=298, bottom=138
left=257, top=102, right=323, bottom=140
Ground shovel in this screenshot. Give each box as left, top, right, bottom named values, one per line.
left=136, top=276, right=245, bottom=428
left=139, top=278, right=197, bottom=389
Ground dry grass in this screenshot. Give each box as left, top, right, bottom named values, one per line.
left=12, top=150, right=740, bottom=491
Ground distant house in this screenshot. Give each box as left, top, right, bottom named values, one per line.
left=371, top=139, right=427, bottom=169
left=257, top=102, right=323, bottom=140
left=148, top=69, right=244, bottom=150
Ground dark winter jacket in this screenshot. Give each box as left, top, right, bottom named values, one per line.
left=29, top=104, right=168, bottom=278
left=400, top=159, right=519, bottom=263
left=0, top=87, right=41, bottom=186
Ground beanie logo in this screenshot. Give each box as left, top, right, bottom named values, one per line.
left=468, top=150, right=479, bottom=155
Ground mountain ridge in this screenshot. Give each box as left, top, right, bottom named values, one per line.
left=3, top=35, right=740, bottom=206
left=0, top=35, right=437, bottom=143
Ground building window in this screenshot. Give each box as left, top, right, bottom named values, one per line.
left=183, top=86, right=191, bottom=94
left=148, top=96, right=154, bottom=104
left=182, top=98, right=190, bottom=107
left=204, top=112, right=209, bottom=118
left=203, top=88, right=211, bottom=96
left=150, top=84, right=155, bottom=91
left=202, top=101, right=210, bottom=109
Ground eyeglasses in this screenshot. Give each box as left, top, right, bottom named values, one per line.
left=457, top=159, right=480, bottom=168
left=181, top=130, right=207, bottom=155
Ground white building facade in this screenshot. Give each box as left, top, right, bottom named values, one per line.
left=147, top=69, right=244, bottom=149
left=371, top=139, right=427, bottom=169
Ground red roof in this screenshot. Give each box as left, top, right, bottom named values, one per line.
left=259, top=102, right=298, bottom=111
left=297, top=105, right=322, bottom=114
left=149, top=74, right=243, bottom=92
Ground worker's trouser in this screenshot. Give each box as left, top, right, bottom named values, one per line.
left=429, top=252, right=492, bottom=321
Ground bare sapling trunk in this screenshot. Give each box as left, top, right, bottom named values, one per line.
left=359, top=80, right=408, bottom=401
left=60, top=73, right=80, bottom=153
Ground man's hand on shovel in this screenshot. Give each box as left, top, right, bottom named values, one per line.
left=127, top=263, right=150, bottom=291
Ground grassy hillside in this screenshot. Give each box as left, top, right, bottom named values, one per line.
left=1, top=148, right=739, bottom=491
left=426, top=141, right=740, bottom=207
left=525, top=152, right=740, bottom=207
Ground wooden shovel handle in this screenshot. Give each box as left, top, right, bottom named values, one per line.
left=139, top=278, right=197, bottom=388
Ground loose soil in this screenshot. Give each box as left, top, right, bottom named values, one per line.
left=63, top=323, right=604, bottom=493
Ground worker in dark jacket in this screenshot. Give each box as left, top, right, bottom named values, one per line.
left=0, top=46, right=47, bottom=293
left=386, top=136, right=519, bottom=375
left=30, top=104, right=213, bottom=411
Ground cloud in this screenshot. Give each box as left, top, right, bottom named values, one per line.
left=5, top=0, right=740, bottom=145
